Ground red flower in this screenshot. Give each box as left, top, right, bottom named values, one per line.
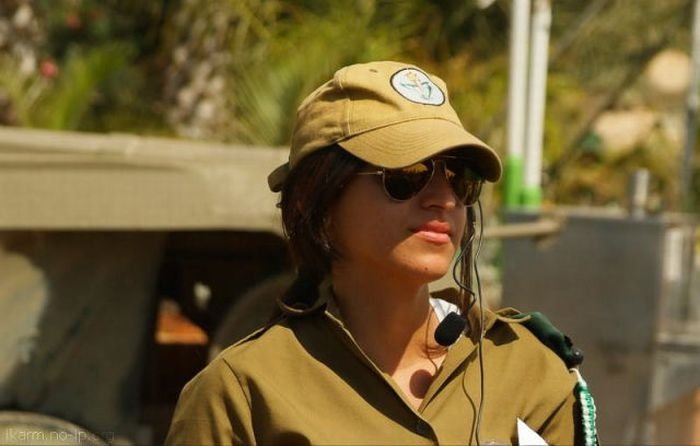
left=65, top=13, right=82, bottom=30
left=40, top=60, right=59, bottom=78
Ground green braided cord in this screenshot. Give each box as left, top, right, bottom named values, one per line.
left=571, top=368, right=598, bottom=446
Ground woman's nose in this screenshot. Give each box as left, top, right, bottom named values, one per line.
left=419, top=166, right=458, bottom=209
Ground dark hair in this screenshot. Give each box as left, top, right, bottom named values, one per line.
left=277, top=145, right=477, bottom=314
left=459, top=206, right=477, bottom=317
left=278, top=145, right=365, bottom=308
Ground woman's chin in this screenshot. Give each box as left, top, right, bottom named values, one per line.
left=404, top=259, right=453, bottom=283
left=383, top=246, right=456, bottom=284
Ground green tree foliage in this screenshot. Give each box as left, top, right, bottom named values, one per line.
left=0, top=0, right=169, bottom=132
left=545, top=0, right=693, bottom=209
left=32, top=44, right=132, bottom=129
left=225, top=0, right=511, bottom=146
left=0, top=0, right=697, bottom=209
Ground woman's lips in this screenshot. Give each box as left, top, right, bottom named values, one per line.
left=412, top=221, right=452, bottom=244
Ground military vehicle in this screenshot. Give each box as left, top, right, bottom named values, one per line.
left=0, top=126, right=293, bottom=444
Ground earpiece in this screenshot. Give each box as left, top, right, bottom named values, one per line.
left=436, top=200, right=486, bottom=446
left=436, top=209, right=476, bottom=346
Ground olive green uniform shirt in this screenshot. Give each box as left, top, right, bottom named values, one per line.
left=166, top=288, right=579, bottom=445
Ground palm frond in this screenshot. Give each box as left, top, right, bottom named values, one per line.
left=31, top=44, right=132, bottom=130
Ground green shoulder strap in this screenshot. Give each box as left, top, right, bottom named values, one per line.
left=511, top=311, right=584, bottom=368
left=512, top=311, right=599, bottom=445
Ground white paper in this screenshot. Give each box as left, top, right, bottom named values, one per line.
left=517, top=418, right=548, bottom=446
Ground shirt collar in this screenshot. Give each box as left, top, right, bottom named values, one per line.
left=431, top=287, right=527, bottom=341
left=276, top=276, right=335, bottom=318
left=276, top=277, right=526, bottom=337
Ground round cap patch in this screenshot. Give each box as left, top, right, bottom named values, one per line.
left=390, top=68, right=445, bottom=106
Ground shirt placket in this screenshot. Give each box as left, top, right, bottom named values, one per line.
left=323, top=310, right=443, bottom=443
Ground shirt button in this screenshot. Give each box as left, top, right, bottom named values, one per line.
left=415, top=419, right=432, bottom=437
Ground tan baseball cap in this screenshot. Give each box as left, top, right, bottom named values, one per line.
left=268, top=60, right=502, bottom=192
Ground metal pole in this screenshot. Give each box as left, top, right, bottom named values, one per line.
left=522, top=0, right=551, bottom=208
left=483, top=217, right=563, bottom=239
left=681, top=0, right=700, bottom=211
left=627, top=169, right=650, bottom=218
left=505, top=0, right=532, bottom=208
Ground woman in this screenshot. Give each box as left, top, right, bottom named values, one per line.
left=166, top=61, right=596, bottom=445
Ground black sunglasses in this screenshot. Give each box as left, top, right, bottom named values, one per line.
left=357, top=156, right=483, bottom=205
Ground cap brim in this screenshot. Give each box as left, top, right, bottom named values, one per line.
left=338, top=118, right=502, bottom=182
left=268, top=162, right=290, bottom=192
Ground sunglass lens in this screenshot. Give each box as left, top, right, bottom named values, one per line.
left=383, top=162, right=433, bottom=200
left=454, top=180, right=482, bottom=205
left=444, top=159, right=482, bottom=205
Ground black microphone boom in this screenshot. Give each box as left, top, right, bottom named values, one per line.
left=434, top=312, right=468, bottom=347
